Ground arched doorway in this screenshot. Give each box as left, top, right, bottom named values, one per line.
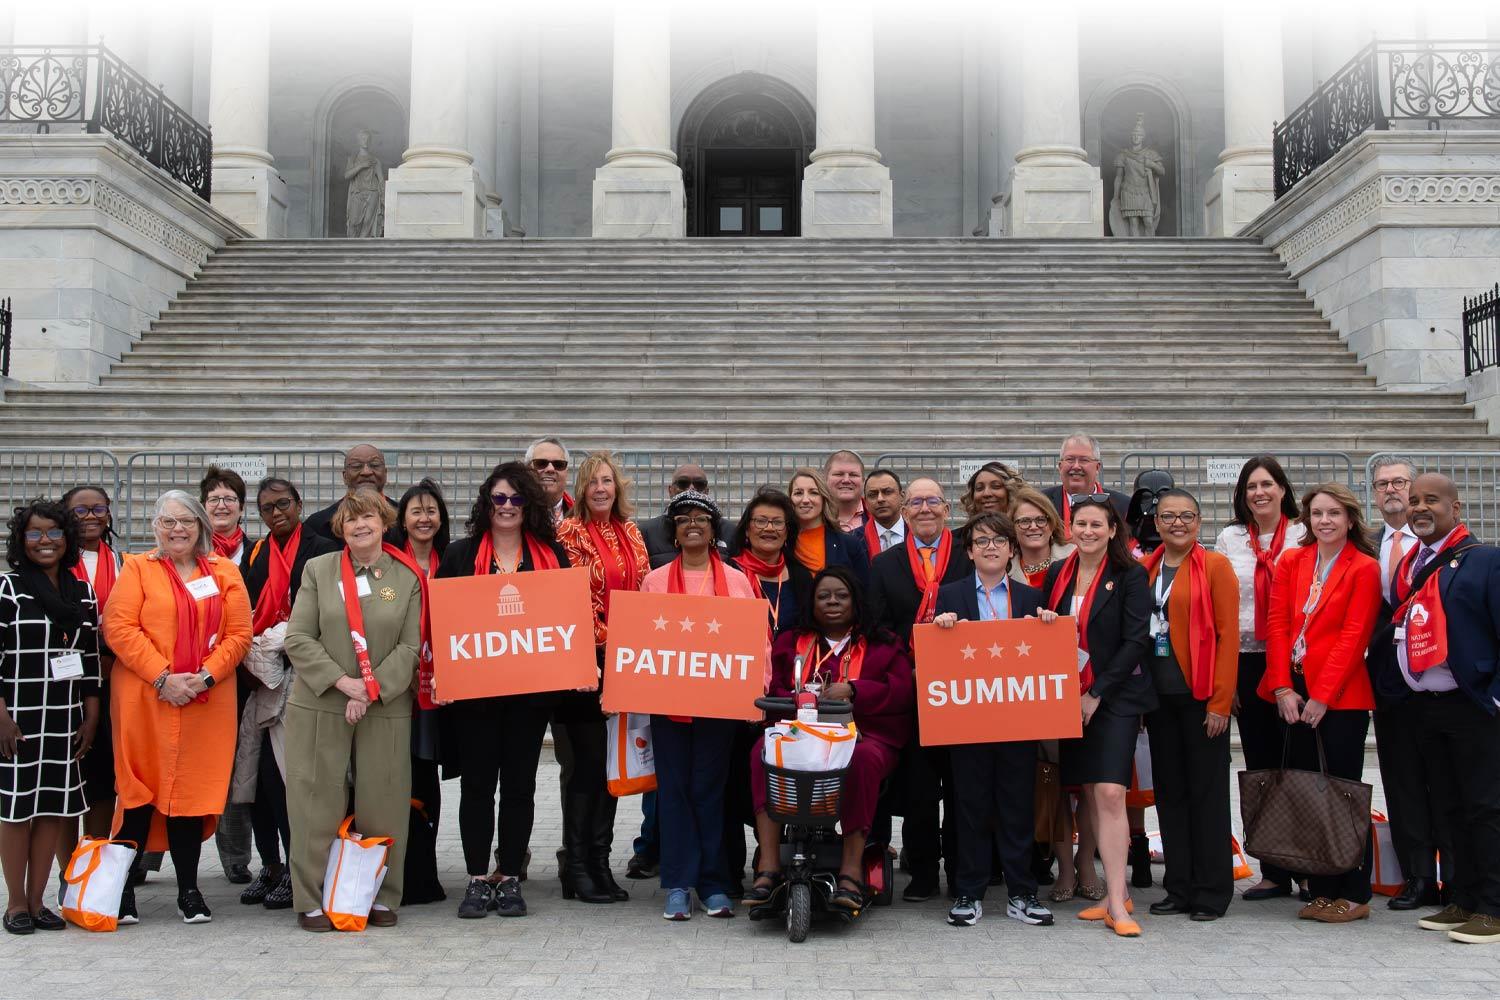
left=678, top=73, right=815, bottom=237
left=315, top=85, right=407, bottom=237
left=1095, top=86, right=1182, bottom=237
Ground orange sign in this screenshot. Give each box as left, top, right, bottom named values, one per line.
left=602, top=590, right=769, bottom=722
left=429, top=567, right=598, bottom=701
left=912, top=616, right=1083, bottom=746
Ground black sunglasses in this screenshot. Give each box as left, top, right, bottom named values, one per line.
left=491, top=493, right=528, bottom=508
left=1068, top=492, right=1110, bottom=505
left=673, top=477, right=709, bottom=491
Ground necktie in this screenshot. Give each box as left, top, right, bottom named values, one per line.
left=882, top=529, right=897, bottom=552
left=919, top=547, right=935, bottom=582
left=1386, top=531, right=1406, bottom=594
left=1411, top=546, right=1434, bottom=582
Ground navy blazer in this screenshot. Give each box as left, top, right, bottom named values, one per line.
left=935, top=572, right=1044, bottom=623
left=867, top=538, right=975, bottom=644
left=1041, top=558, right=1156, bottom=716
left=1371, top=541, right=1500, bottom=714
left=823, top=527, right=871, bottom=588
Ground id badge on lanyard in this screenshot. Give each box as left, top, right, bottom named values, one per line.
left=1151, top=570, right=1173, bottom=657
left=1292, top=559, right=1334, bottom=671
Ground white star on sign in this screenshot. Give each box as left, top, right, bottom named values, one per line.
left=1015, top=641, right=1032, bottom=657
left=680, top=618, right=695, bottom=633
left=706, top=619, right=722, bottom=635
left=653, top=615, right=668, bottom=631
left=988, top=643, right=1004, bottom=659
left=961, top=645, right=976, bottom=660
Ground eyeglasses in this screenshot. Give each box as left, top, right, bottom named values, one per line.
left=1156, top=511, right=1199, bottom=525
left=491, top=493, right=527, bottom=508
left=154, top=516, right=196, bottom=531
left=1374, top=477, right=1411, bottom=493
left=970, top=535, right=1010, bottom=550
left=1068, top=493, right=1110, bottom=505
left=1014, top=516, right=1049, bottom=530
left=24, top=528, right=64, bottom=542
left=344, top=460, right=386, bottom=472
left=750, top=516, right=786, bottom=530
left=531, top=459, right=568, bottom=472
left=673, top=514, right=712, bottom=527
left=905, top=497, right=947, bottom=509
left=672, top=477, right=709, bottom=491
left=70, top=504, right=109, bottom=518
left=258, top=497, right=297, bottom=516
left=205, top=495, right=240, bottom=508
left=1061, top=456, right=1100, bottom=466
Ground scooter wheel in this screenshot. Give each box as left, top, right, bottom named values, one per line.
left=787, top=882, right=811, bottom=943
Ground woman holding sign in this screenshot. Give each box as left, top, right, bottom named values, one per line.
left=1259, top=483, right=1380, bottom=924
left=438, top=462, right=571, bottom=921
left=1140, top=490, right=1239, bottom=921
left=283, top=488, right=421, bottom=931
left=640, top=491, right=762, bottom=921
left=1041, top=497, right=1153, bottom=937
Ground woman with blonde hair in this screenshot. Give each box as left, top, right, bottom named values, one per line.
left=786, top=468, right=869, bottom=584
left=1009, top=486, right=1073, bottom=589
left=555, top=451, right=649, bottom=903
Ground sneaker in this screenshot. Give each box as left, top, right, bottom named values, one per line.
left=493, top=876, right=527, bottom=917
left=1449, top=913, right=1500, bottom=944
left=240, top=868, right=275, bottom=905
left=1006, top=893, right=1054, bottom=926
left=177, top=889, right=212, bottom=924
left=702, top=892, right=735, bottom=918
left=117, top=883, right=139, bottom=925
left=1419, top=904, right=1473, bottom=931
left=457, top=878, right=493, bottom=919
left=626, top=853, right=658, bottom=880
left=663, top=888, right=692, bottom=921
left=263, top=871, right=293, bottom=910
left=947, top=896, right=982, bottom=926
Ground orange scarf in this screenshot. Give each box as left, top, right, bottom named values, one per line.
left=160, top=555, right=223, bottom=704
left=1245, top=516, right=1289, bottom=641
left=212, top=526, right=244, bottom=560
left=250, top=526, right=301, bottom=636
left=794, top=631, right=866, bottom=685
left=1141, top=544, right=1216, bottom=701
left=339, top=549, right=382, bottom=702
left=906, top=530, right=953, bottom=625
left=72, top=541, right=117, bottom=608
left=387, top=541, right=438, bottom=709
left=474, top=531, right=561, bottom=575
left=794, top=524, right=826, bottom=573
left=585, top=518, right=642, bottom=607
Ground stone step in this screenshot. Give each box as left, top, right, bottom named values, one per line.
left=176, top=286, right=1314, bottom=302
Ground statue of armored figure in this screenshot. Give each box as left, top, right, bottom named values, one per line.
left=344, top=129, right=385, bottom=238
left=1109, top=113, right=1165, bottom=237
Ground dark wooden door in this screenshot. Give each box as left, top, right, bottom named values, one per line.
left=704, top=147, right=797, bottom=237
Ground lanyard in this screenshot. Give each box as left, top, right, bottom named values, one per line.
left=803, top=635, right=851, bottom=685
left=978, top=580, right=1010, bottom=621
left=764, top=577, right=783, bottom=630
left=1302, top=549, right=1340, bottom=616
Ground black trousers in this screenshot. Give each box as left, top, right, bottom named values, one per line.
left=1373, top=698, right=1449, bottom=880
left=1146, top=693, right=1233, bottom=915
left=1415, top=691, right=1500, bottom=916
left=1236, top=651, right=1296, bottom=885
left=949, top=741, right=1038, bottom=899
left=1281, top=706, right=1372, bottom=904
left=116, top=806, right=203, bottom=894
left=554, top=696, right=618, bottom=863
left=250, top=729, right=290, bottom=868
left=450, top=695, right=551, bottom=876
left=895, top=742, right=954, bottom=883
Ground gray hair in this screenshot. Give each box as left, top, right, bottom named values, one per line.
left=524, top=437, right=571, bottom=464
left=1369, top=455, right=1416, bottom=484
left=1059, top=432, right=1102, bottom=462
left=153, top=489, right=213, bottom=557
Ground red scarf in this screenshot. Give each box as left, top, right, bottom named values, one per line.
left=668, top=549, right=731, bottom=596
left=1393, top=524, right=1472, bottom=606
left=474, top=531, right=561, bottom=575
left=1392, top=525, right=1474, bottom=674
left=388, top=542, right=437, bottom=709
left=863, top=515, right=882, bottom=557
left=906, top=530, right=953, bottom=625
left=1047, top=551, right=1106, bottom=693
left=250, top=526, right=301, bottom=636
left=585, top=518, right=642, bottom=608
left=733, top=547, right=785, bottom=600
left=339, top=549, right=382, bottom=702
left=1245, top=516, right=1289, bottom=641
left=72, top=541, right=117, bottom=608
left=1141, top=544, right=1216, bottom=701
left=794, top=631, right=866, bottom=685
left=212, top=526, right=244, bottom=560
left=160, top=554, right=224, bottom=704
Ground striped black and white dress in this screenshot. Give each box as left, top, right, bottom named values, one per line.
left=0, top=572, right=101, bottom=821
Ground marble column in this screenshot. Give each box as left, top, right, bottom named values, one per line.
left=1003, top=8, right=1101, bottom=237
left=591, top=2, right=684, bottom=237
left=1205, top=8, right=1282, bottom=235
left=208, top=9, right=286, bottom=237
left=385, top=6, right=486, bottom=237
left=801, top=3, right=892, bottom=237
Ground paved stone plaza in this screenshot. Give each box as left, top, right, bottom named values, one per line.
left=1, top=747, right=1495, bottom=1000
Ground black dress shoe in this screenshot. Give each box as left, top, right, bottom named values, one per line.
left=1189, top=908, right=1220, bottom=922
left=1389, top=877, right=1441, bottom=911
left=902, top=876, right=939, bottom=902
left=225, top=863, right=253, bottom=885
left=1241, top=883, right=1293, bottom=901
left=3, top=911, right=34, bottom=935
left=1150, top=898, right=1191, bottom=915
left=31, top=906, right=65, bottom=931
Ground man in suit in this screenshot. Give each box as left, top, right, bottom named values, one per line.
left=1374, top=473, right=1500, bottom=943
left=1040, top=432, right=1131, bottom=532
left=304, top=443, right=401, bottom=544
left=1365, top=457, right=1444, bottom=910
left=863, top=469, right=907, bottom=554
left=867, top=478, right=973, bottom=901
left=639, top=463, right=729, bottom=569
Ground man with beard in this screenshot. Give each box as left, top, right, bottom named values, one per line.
left=305, top=443, right=400, bottom=544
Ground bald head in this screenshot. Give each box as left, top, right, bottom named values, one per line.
left=1409, top=472, right=1462, bottom=543
left=343, top=443, right=388, bottom=491
left=903, top=478, right=949, bottom=543
left=669, top=464, right=709, bottom=497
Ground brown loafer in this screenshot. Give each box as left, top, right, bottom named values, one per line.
left=1313, top=899, right=1370, bottom=923
left=298, top=912, right=333, bottom=932
left=367, top=908, right=398, bottom=927
left=1297, top=897, right=1333, bottom=919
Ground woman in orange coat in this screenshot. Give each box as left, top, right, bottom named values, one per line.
left=1259, top=481, right=1380, bottom=924
left=102, top=490, right=252, bottom=926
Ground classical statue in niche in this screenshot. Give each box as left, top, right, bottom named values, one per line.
left=344, top=129, right=385, bottom=237
left=1109, top=113, right=1165, bottom=237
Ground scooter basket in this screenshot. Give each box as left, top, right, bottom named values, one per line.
left=764, top=760, right=848, bottom=825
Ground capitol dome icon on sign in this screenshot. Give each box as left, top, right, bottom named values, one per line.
left=497, top=584, right=525, bottom=617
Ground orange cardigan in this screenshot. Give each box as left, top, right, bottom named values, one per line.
left=102, top=552, right=252, bottom=848
left=1146, top=549, right=1240, bottom=716
left=1259, top=543, right=1379, bottom=710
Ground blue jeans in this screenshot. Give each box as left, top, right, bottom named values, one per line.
left=650, top=715, right=737, bottom=895
left=634, top=792, right=659, bottom=860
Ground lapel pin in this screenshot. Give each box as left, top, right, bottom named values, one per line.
left=379, top=587, right=397, bottom=602
left=1450, top=559, right=1459, bottom=569
left=1104, top=580, right=1115, bottom=591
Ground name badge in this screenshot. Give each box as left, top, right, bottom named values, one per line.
left=1076, top=648, right=1090, bottom=673
left=50, top=652, right=85, bottom=680
left=1393, top=626, right=1405, bottom=643
left=336, top=576, right=373, bottom=601
left=1154, top=632, right=1171, bottom=657
left=186, top=575, right=220, bottom=601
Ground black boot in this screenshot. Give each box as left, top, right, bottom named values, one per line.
left=559, top=793, right=612, bottom=903
left=1130, top=834, right=1153, bottom=889
left=589, top=792, right=628, bottom=901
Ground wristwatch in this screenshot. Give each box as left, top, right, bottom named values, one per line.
left=152, top=670, right=169, bottom=692
left=198, top=670, right=216, bottom=689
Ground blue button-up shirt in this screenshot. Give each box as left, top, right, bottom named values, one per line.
left=975, top=573, right=1011, bottom=622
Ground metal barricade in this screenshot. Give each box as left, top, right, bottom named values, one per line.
left=616, top=451, right=835, bottom=521
left=383, top=450, right=516, bottom=526
left=0, top=449, right=121, bottom=569
left=1365, top=452, right=1500, bottom=543
left=1118, top=451, right=1355, bottom=543
left=121, top=450, right=348, bottom=549
left=872, top=452, right=1058, bottom=519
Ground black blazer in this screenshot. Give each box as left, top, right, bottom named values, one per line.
left=304, top=497, right=403, bottom=546
left=436, top=534, right=571, bottom=579
left=637, top=514, right=729, bottom=570
left=1041, top=486, right=1131, bottom=527
left=867, top=538, right=975, bottom=644
left=818, top=527, right=871, bottom=589
left=1041, top=558, right=1156, bottom=716
left=239, top=529, right=341, bottom=609
left=935, top=573, right=1044, bottom=623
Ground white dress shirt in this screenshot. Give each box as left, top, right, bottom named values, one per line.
left=1378, top=521, right=1420, bottom=604
left=873, top=517, right=906, bottom=552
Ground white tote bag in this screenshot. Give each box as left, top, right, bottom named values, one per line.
left=606, top=712, right=657, bottom=796
left=763, top=720, right=858, bottom=772
left=61, top=837, right=137, bottom=932
left=321, top=816, right=393, bottom=931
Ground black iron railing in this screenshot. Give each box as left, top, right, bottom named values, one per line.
left=1274, top=40, right=1500, bottom=198
left=1, top=297, right=11, bottom=379
left=1465, top=283, right=1500, bottom=377
left=0, top=45, right=211, bottom=200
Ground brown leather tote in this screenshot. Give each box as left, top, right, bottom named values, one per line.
left=1238, top=728, right=1372, bottom=876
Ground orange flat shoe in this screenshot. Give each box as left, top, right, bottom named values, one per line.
left=1105, top=913, right=1142, bottom=937
left=1078, top=898, right=1134, bottom=921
